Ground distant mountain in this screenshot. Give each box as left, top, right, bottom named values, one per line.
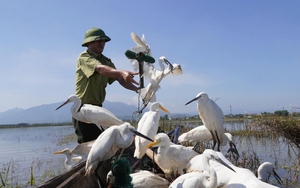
left=0, top=100, right=273, bottom=125
left=0, top=101, right=139, bottom=125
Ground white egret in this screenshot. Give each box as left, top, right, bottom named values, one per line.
left=224, top=133, right=239, bottom=157
left=187, top=152, right=282, bottom=188
left=178, top=125, right=239, bottom=156
left=225, top=167, right=281, bottom=188
left=129, top=32, right=154, bottom=79
left=185, top=92, right=225, bottom=151
left=169, top=171, right=217, bottom=188
left=56, top=94, right=124, bottom=130
left=134, top=102, right=170, bottom=159
left=107, top=170, right=169, bottom=188
left=178, top=125, right=212, bottom=145
left=53, top=139, right=95, bottom=171
left=186, top=150, right=236, bottom=187
left=170, top=149, right=235, bottom=188
left=85, top=122, right=153, bottom=175
left=257, top=162, right=283, bottom=185
left=140, top=56, right=182, bottom=105
left=146, top=133, right=199, bottom=175
left=130, top=170, right=169, bottom=188
left=131, top=32, right=151, bottom=57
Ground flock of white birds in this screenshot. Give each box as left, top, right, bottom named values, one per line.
left=53, top=33, right=283, bottom=188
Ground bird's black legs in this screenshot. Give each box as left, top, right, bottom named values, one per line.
left=215, top=130, right=221, bottom=152
left=210, top=130, right=221, bottom=152
left=210, top=130, right=217, bottom=151
left=192, top=141, right=201, bottom=154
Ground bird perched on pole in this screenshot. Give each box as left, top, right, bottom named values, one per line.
left=131, top=32, right=151, bottom=57
left=56, top=94, right=124, bottom=130
left=185, top=92, right=226, bottom=152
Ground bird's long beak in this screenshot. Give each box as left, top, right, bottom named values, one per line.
left=131, top=129, right=154, bottom=142
left=159, top=105, right=170, bottom=114
left=55, top=100, right=69, bottom=111
left=146, top=140, right=161, bottom=148
left=164, top=59, right=174, bottom=72
left=53, top=150, right=64, bottom=154
left=185, top=97, right=199, bottom=106
left=217, top=158, right=236, bottom=173
left=273, top=169, right=283, bottom=184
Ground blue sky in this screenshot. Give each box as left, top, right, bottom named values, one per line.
left=0, top=1, right=299, bottom=115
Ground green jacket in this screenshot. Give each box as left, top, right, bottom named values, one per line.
left=75, top=49, right=116, bottom=105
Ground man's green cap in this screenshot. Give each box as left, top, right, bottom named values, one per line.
left=82, top=27, right=111, bottom=47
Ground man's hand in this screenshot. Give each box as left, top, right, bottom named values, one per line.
left=120, top=71, right=139, bottom=85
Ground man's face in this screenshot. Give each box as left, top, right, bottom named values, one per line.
left=87, top=40, right=106, bottom=55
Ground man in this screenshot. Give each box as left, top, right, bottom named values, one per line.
left=73, top=27, right=140, bottom=144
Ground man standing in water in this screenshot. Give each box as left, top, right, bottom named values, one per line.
left=74, top=27, right=140, bottom=144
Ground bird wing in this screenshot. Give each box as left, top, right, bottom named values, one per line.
left=188, top=126, right=213, bottom=142
left=85, top=128, right=118, bottom=175
left=205, top=100, right=225, bottom=145
left=141, top=62, right=155, bottom=83
left=141, top=34, right=148, bottom=47
left=82, top=105, right=123, bottom=128
left=130, top=60, right=139, bottom=71
left=130, top=32, right=151, bottom=55
left=72, top=140, right=95, bottom=157
left=140, top=71, right=163, bottom=104
left=178, top=126, right=208, bottom=143
left=139, top=83, right=158, bottom=103
left=131, top=32, right=147, bottom=48
left=169, top=145, right=199, bottom=167
left=163, top=64, right=183, bottom=77
left=131, top=171, right=169, bottom=187
left=134, top=111, right=159, bottom=158
left=170, top=172, right=203, bottom=188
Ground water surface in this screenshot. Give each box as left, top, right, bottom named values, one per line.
left=0, top=122, right=298, bottom=187
left=0, top=125, right=76, bottom=187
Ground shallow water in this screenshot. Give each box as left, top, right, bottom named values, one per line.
left=0, top=125, right=77, bottom=187
left=0, top=122, right=299, bottom=187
